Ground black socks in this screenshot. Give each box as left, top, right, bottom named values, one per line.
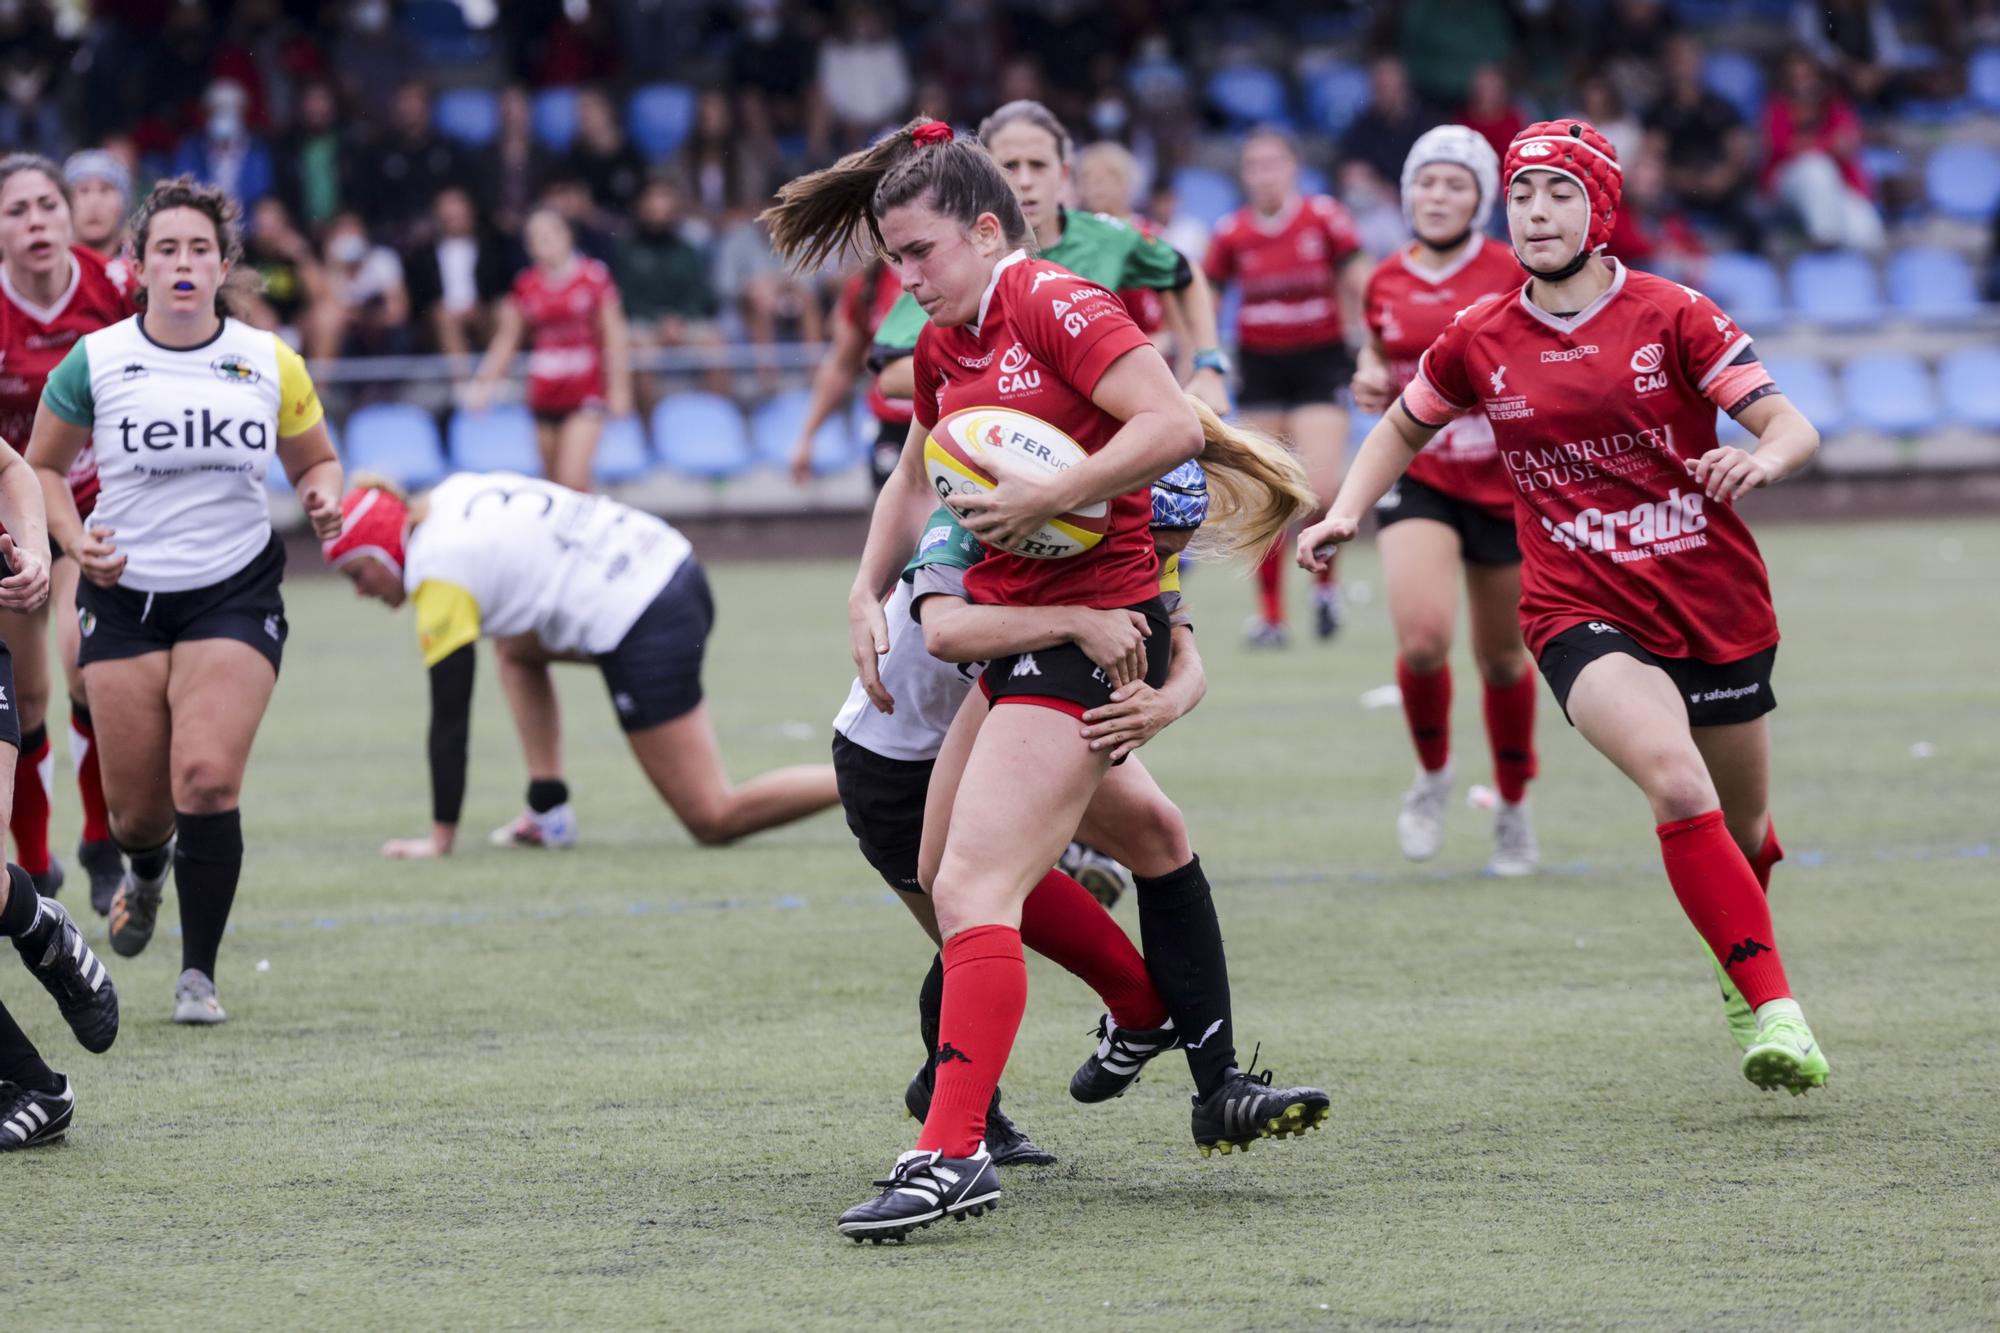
left=1133, top=855, right=1238, bottom=1098
left=175, top=809, right=243, bottom=980
left=122, top=835, right=174, bottom=885
left=0, top=1000, right=60, bottom=1094
left=918, top=951, right=944, bottom=1067
left=527, top=779, right=570, bottom=815
left=0, top=862, right=52, bottom=954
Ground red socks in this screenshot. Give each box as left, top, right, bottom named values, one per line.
left=1019, top=869, right=1168, bottom=1030
left=1481, top=674, right=1539, bottom=803
left=11, top=727, right=51, bottom=876
left=1658, top=810, right=1790, bottom=1009
left=1749, top=819, right=1783, bottom=892
left=917, top=924, right=1027, bottom=1158
left=1255, top=544, right=1284, bottom=625
left=71, top=707, right=112, bottom=844
left=1397, top=658, right=1452, bottom=773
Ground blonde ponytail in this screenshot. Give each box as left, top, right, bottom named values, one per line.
left=1181, top=396, right=1318, bottom=562
left=346, top=470, right=429, bottom=524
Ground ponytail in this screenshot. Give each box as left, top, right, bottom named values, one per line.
left=1182, top=397, right=1317, bottom=562
left=763, top=116, right=1033, bottom=273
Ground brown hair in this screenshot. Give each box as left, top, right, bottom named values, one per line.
left=1185, top=397, right=1317, bottom=562
left=128, top=174, right=255, bottom=317
left=0, top=153, right=71, bottom=208
left=762, top=116, right=1034, bottom=273
left=978, top=99, right=1073, bottom=163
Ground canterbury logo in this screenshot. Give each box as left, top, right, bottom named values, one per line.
left=1518, top=141, right=1553, bottom=158
left=1724, top=938, right=1771, bottom=967
left=935, top=1042, right=971, bottom=1066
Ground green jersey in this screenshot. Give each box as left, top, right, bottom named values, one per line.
left=869, top=208, right=1190, bottom=359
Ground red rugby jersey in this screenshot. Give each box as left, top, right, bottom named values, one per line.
left=1203, top=194, right=1361, bottom=354
left=1118, top=217, right=1168, bottom=336
left=842, top=264, right=913, bottom=426
left=513, top=258, right=613, bottom=414
left=1403, top=261, right=1780, bottom=663
left=1365, top=237, right=1521, bottom=518
left=913, top=252, right=1159, bottom=610
left=0, top=246, right=138, bottom=515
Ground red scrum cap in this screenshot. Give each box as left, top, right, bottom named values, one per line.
left=1503, top=119, right=1622, bottom=256
left=322, top=485, right=409, bottom=579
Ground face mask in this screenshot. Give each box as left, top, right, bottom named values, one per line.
left=1090, top=99, right=1128, bottom=136
left=329, top=233, right=368, bottom=264
left=352, top=1, right=388, bottom=33
left=209, top=108, right=245, bottom=140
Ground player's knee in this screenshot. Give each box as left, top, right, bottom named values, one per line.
left=680, top=803, right=739, bottom=847
left=110, top=810, right=174, bottom=848
left=1125, top=795, right=1192, bottom=877
left=173, top=759, right=241, bottom=815
left=1399, top=632, right=1452, bottom=674
left=1645, top=757, right=1718, bottom=823
left=1475, top=650, right=1531, bottom=688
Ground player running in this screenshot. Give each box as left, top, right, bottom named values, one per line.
left=765, top=117, right=1323, bottom=1242
left=26, top=176, right=344, bottom=1026
left=789, top=257, right=912, bottom=487
left=0, top=153, right=140, bottom=913
left=1207, top=128, right=1370, bottom=646
left=1358, top=127, right=1540, bottom=875
left=466, top=207, right=634, bottom=493
left=1299, top=121, right=1830, bottom=1096
left=0, top=426, right=120, bottom=1150
left=324, top=471, right=840, bottom=856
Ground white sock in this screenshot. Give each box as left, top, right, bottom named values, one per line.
left=1753, top=997, right=1803, bottom=1025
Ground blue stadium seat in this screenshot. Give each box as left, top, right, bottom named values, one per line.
left=1971, top=47, right=2000, bottom=112
left=1761, top=355, right=1845, bottom=434
left=341, top=404, right=448, bottom=490
left=1938, top=347, right=2000, bottom=430
left=1124, top=54, right=1189, bottom=106
left=1699, top=252, right=1785, bottom=329
left=628, top=83, right=697, bottom=162
left=533, top=88, right=581, bottom=152
left=751, top=388, right=859, bottom=474
left=1302, top=63, right=1371, bottom=136
left=1207, top=65, right=1290, bottom=127
left=1787, top=251, right=1881, bottom=326
left=1297, top=166, right=1330, bottom=198
left=1703, top=51, right=1764, bottom=121
left=651, top=392, right=751, bottom=478
left=593, top=414, right=655, bottom=485
left=1925, top=142, right=2000, bottom=220
left=449, top=404, right=541, bottom=474
left=1886, top=246, right=1980, bottom=320
left=1172, top=166, right=1241, bottom=230
left=1841, top=353, right=1941, bottom=435
left=434, top=88, right=500, bottom=148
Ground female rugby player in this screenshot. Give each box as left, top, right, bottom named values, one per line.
left=1300, top=121, right=1829, bottom=1096
left=28, top=176, right=343, bottom=1026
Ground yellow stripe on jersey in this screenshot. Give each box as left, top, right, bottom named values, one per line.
left=1158, top=552, right=1181, bottom=594
left=413, top=580, right=482, bottom=668
left=273, top=336, right=325, bottom=438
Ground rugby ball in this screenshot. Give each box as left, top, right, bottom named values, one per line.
left=923, top=406, right=1109, bottom=559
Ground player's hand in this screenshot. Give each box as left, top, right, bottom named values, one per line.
left=1295, top=512, right=1358, bottom=573
left=1187, top=367, right=1232, bottom=417
left=1070, top=608, right=1151, bottom=690
left=1691, top=445, right=1778, bottom=502
left=1080, top=680, right=1175, bottom=759
left=789, top=436, right=816, bottom=485
left=951, top=451, right=1061, bottom=552
left=462, top=380, right=493, bottom=415
left=299, top=483, right=343, bottom=542
left=1350, top=361, right=1397, bottom=415
left=848, top=589, right=895, bottom=712
left=72, top=525, right=125, bottom=589
left=0, top=533, right=48, bottom=612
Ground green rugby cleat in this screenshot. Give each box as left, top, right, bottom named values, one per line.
left=1709, top=948, right=1758, bottom=1052
left=1740, top=999, right=1829, bottom=1095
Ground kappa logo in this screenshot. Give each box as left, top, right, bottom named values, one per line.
left=1519, top=141, right=1554, bottom=158
left=1031, top=269, right=1066, bottom=292
left=1540, top=344, right=1599, bottom=364
left=934, top=1042, right=971, bottom=1065
left=613, top=691, right=636, bottom=715
left=1488, top=365, right=1508, bottom=396
left=263, top=613, right=282, bottom=641
left=954, top=349, right=996, bottom=370
left=1010, top=653, right=1041, bottom=678
left=0, top=684, right=9, bottom=708
left=1724, top=938, right=1771, bottom=967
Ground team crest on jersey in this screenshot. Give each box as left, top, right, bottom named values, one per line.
left=1630, top=342, right=1669, bottom=394
left=996, top=343, right=1040, bottom=395
left=211, top=354, right=261, bottom=385
left=77, top=608, right=95, bottom=639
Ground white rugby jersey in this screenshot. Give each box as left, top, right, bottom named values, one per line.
left=405, top=472, right=691, bottom=664
left=833, top=577, right=980, bottom=763
left=41, top=316, right=324, bottom=591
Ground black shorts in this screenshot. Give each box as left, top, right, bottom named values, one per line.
left=0, top=641, right=19, bottom=750
left=76, top=532, right=288, bottom=674
left=1374, top=474, right=1521, bottom=567
left=1237, top=343, right=1355, bottom=412
left=595, top=558, right=713, bottom=733
left=831, top=731, right=933, bottom=894
left=870, top=418, right=906, bottom=491
left=1538, top=620, right=1778, bottom=728
left=980, top=597, right=1172, bottom=722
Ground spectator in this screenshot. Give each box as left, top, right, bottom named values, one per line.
left=1459, top=63, right=1525, bottom=162
left=1339, top=57, right=1439, bottom=194
left=353, top=80, right=466, bottom=247
left=63, top=150, right=132, bottom=260
left=1337, top=160, right=1411, bottom=259
left=817, top=4, right=914, bottom=145
left=713, top=206, right=824, bottom=379
left=729, top=0, right=827, bottom=162
left=310, top=210, right=411, bottom=358
left=1762, top=49, right=1885, bottom=252
left=0, top=0, right=65, bottom=157
left=1576, top=74, right=1645, bottom=171
left=274, top=80, right=349, bottom=232
left=684, top=90, right=777, bottom=219
left=1792, top=0, right=1906, bottom=105
left=1606, top=143, right=1705, bottom=280
left=1392, top=0, right=1515, bottom=106
left=211, top=0, right=326, bottom=133
left=1645, top=35, right=1760, bottom=249
left=405, top=186, right=517, bottom=363
left=475, top=86, right=549, bottom=238
left=330, top=0, right=417, bottom=113
left=241, top=196, right=329, bottom=348
left=616, top=177, right=727, bottom=396
left=563, top=88, right=648, bottom=228
left=535, top=174, right=617, bottom=263
left=1590, top=0, right=1678, bottom=106
left=171, top=80, right=276, bottom=211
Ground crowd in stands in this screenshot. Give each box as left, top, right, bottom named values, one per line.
left=5, top=0, right=1998, bottom=376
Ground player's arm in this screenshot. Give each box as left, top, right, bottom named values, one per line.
left=1695, top=391, right=1817, bottom=502
left=1337, top=251, right=1371, bottom=342
left=874, top=355, right=916, bottom=400
left=1079, top=622, right=1203, bottom=760
left=1351, top=332, right=1396, bottom=414
left=916, top=588, right=1154, bottom=691
left=848, top=417, right=939, bottom=711
left=387, top=581, right=484, bottom=859
left=599, top=287, right=635, bottom=417
left=273, top=338, right=343, bottom=542
left=0, top=436, right=49, bottom=613
left=27, top=341, right=112, bottom=588
left=1160, top=266, right=1231, bottom=416
left=792, top=295, right=869, bottom=482
left=1297, top=401, right=1443, bottom=573
left=465, top=298, right=524, bottom=413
